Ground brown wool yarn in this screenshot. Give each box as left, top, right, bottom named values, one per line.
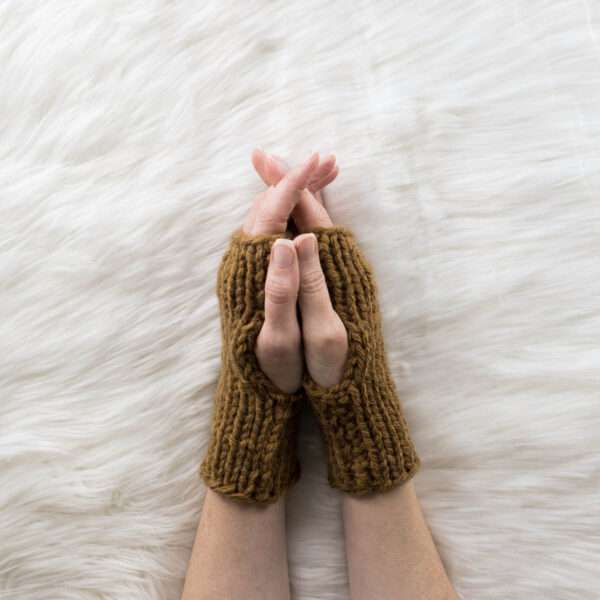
left=200, top=230, right=302, bottom=504
left=305, top=226, right=420, bottom=494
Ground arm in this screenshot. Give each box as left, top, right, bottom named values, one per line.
left=181, top=492, right=289, bottom=600
left=293, top=229, right=457, bottom=600
left=254, top=154, right=458, bottom=600
left=344, top=482, right=457, bottom=600
left=182, top=153, right=337, bottom=599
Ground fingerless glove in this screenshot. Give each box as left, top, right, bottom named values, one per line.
left=200, top=231, right=302, bottom=503
left=305, top=226, right=420, bottom=494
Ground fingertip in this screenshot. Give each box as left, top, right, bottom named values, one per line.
left=306, top=152, right=320, bottom=171
left=321, top=154, right=336, bottom=169
left=251, top=148, right=270, bottom=185
left=265, top=239, right=300, bottom=327
left=272, top=238, right=296, bottom=268
left=309, top=154, right=335, bottom=183
left=324, top=165, right=339, bottom=185
left=294, top=232, right=318, bottom=262
left=251, top=147, right=265, bottom=164
left=273, top=238, right=294, bottom=250
left=274, top=237, right=295, bottom=250
left=294, top=232, right=317, bottom=243
left=296, top=152, right=320, bottom=187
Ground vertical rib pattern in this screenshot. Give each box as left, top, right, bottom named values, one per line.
left=200, top=230, right=302, bottom=503
left=305, top=226, right=420, bottom=494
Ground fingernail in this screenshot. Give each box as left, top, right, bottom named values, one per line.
left=297, top=234, right=317, bottom=261
left=272, top=239, right=294, bottom=267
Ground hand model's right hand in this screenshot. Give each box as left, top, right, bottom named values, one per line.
left=250, top=151, right=420, bottom=494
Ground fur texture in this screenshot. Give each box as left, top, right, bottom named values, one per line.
left=1, top=1, right=599, bottom=599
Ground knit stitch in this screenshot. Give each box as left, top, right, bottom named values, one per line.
left=305, top=226, right=420, bottom=494
left=200, top=230, right=302, bottom=503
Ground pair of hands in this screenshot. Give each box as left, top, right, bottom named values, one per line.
left=246, top=150, right=348, bottom=394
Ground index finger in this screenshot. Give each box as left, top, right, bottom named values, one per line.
left=251, top=149, right=287, bottom=187
left=251, top=153, right=320, bottom=235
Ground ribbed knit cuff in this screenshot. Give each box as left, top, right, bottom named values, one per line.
left=200, top=229, right=302, bottom=503
left=305, top=226, right=420, bottom=494
left=200, top=376, right=302, bottom=504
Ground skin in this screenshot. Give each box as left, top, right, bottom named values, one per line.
left=181, top=150, right=457, bottom=600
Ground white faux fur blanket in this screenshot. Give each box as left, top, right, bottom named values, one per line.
left=1, top=2, right=599, bottom=599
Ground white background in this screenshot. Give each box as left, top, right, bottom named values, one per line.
left=1, top=1, right=599, bottom=598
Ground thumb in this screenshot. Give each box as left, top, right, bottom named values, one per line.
left=264, top=239, right=300, bottom=329
left=294, top=233, right=333, bottom=318
left=257, top=238, right=302, bottom=393
left=295, top=233, right=348, bottom=387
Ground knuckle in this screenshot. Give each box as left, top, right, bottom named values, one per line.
left=265, top=277, right=294, bottom=305
left=313, top=322, right=348, bottom=353
left=301, top=268, right=326, bottom=295
left=258, top=327, right=300, bottom=362
left=254, top=217, right=287, bottom=235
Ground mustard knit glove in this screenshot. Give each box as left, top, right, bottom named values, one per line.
left=200, top=231, right=302, bottom=503
left=305, top=226, right=420, bottom=494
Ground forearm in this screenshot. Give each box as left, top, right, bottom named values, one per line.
left=343, top=481, right=457, bottom=600
left=303, top=227, right=456, bottom=598
left=181, top=490, right=290, bottom=600
left=182, top=156, right=346, bottom=600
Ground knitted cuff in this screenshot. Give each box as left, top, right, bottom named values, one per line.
left=305, top=226, right=420, bottom=495
left=200, top=230, right=302, bottom=503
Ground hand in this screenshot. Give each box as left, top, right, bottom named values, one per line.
left=251, top=148, right=338, bottom=201
left=247, top=150, right=348, bottom=392
left=243, top=152, right=317, bottom=393
left=250, top=149, right=335, bottom=232
left=242, top=152, right=318, bottom=236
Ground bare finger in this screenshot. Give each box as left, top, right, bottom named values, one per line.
left=307, top=154, right=336, bottom=192
left=291, top=190, right=333, bottom=232
left=309, top=165, right=339, bottom=194
left=251, top=148, right=287, bottom=187
left=252, top=153, right=319, bottom=235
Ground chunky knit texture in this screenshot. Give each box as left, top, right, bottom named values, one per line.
left=200, top=230, right=302, bottom=503
left=305, top=226, right=420, bottom=494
